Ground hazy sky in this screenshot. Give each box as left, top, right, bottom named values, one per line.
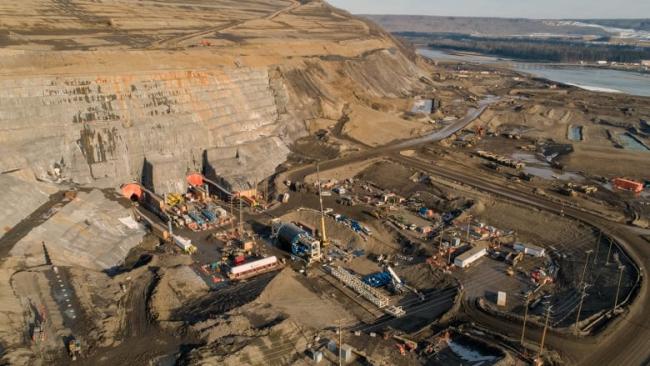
left=327, top=0, right=650, bottom=19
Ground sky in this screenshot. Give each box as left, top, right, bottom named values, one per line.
left=327, top=0, right=650, bottom=19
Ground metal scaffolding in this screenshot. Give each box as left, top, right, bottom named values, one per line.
left=328, top=266, right=389, bottom=309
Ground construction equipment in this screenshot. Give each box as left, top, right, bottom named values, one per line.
left=68, top=337, right=81, bottom=361
left=316, top=164, right=329, bottom=246
left=271, top=221, right=322, bottom=263
left=30, top=303, right=47, bottom=343
left=165, top=192, right=184, bottom=207
left=393, top=334, right=418, bottom=351
left=386, top=266, right=404, bottom=293
left=506, top=251, right=524, bottom=266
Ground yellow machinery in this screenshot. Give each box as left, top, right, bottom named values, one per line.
left=165, top=193, right=184, bottom=207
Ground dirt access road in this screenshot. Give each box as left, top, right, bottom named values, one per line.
left=285, top=96, right=496, bottom=184
left=151, top=0, right=300, bottom=48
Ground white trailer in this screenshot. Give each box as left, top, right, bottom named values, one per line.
left=454, top=246, right=487, bottom=268
left=514, top=242, right=546, bottom=257
left=229, top=256, right=280, bottom=280
left=173, top=235, right=196, bottom=254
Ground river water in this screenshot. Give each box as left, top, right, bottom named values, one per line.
left=418, top=48, right=650, bottom=97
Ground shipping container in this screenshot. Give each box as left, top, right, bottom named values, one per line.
left=612, top=178, right=644, bottom=193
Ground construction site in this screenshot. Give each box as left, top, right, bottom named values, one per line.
left=0, top=1, right=650, bottom=366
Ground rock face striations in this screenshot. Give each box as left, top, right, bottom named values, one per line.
left=0, top=0, right=427, bottom=194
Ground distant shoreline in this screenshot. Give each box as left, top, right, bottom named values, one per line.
left=417, top=46, right=650, bottom=75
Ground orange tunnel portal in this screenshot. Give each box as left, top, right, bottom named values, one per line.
left=187, top=173, right=204, bottom=187
left=121, top=183, right=143, bottom=201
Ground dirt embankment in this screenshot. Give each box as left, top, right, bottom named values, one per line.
left=342, top=104, right=434, bottom=147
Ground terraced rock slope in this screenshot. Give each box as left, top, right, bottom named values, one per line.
left=0, top=0, right=427, bottom=194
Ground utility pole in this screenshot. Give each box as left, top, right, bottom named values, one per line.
left=466, top=215, right=472, bottom=242
left=338, top=319, right=342, bottom=366
left=538, top=306, right=552, bottom=360
left=573, top=250, right=591, bottom=337
left=230, top=198, right=234, bottom=231
left=605, top=237, right=614, bottom=265
left=239, top=198, right=244, bottom=238
left=316, top=164, right=328, bottom=246
left=594, top=230, right=602, bottom=265
left=520, top=294, right=530, bottom=347
left=613, top=265, right=625, bottom=312
left=574, top=282, right=588, bottom=336
left=264, top=179, right=269, bottom=205
left=579, top=250, right=593, bottom=288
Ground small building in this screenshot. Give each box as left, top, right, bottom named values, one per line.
left=308, top=349, right=323, bottom=363
left=497, top=291, right=507, bottom=307
left=327, top=340, right=337, bottom=353
left=341, top=344, right=354, bottom=363
left=642, top=60, right=650, bottom=67
left=454, top=246, right=487, bottom=268
left=514, top=242, right=546, bottom=257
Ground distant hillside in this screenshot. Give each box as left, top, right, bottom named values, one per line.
left=362, top=15, right=650, bottom=40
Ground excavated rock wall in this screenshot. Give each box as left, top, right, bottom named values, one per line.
left=0, top=49, right=425, bottom=194
left=0, top=67, right=300, bottom=193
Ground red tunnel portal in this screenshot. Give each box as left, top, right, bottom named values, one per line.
left=187, top=173, right=204, bottom=187
left=121, top=183, right=143, bottom=201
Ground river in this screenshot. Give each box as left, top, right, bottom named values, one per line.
left=418, top=48, right=650, bottom=97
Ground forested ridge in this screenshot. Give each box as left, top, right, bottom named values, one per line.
left=397, top=32, right=650, bottom=63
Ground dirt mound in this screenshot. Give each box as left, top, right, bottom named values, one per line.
left=150, top=266, right=209, bottom=322
left=343, top=103, right=433, bottom=146
left=255, top=268, right=352, bottom=328
left=184, top=318, right=310, bottom=365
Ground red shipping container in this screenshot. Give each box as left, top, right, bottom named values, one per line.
left=234, top=255, right=246, bottom=265
left=613, top=178, right=643, bottom=193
